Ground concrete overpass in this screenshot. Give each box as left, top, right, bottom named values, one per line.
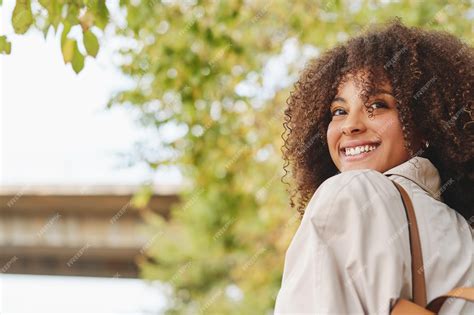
left=0, top=185, right=180, bottom=278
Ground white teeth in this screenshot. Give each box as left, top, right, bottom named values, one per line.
left=344, top=144, right=378, bottom=156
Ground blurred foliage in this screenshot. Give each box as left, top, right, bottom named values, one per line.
left=1, top=0, right=108, bottom=71
left=2, top=0, right=473, bottom=313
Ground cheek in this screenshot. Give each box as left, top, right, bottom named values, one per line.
left=377, top=115, right=408, bottom=154
left=326, top=121, right=339, bottom=149
left=326, top=121, right=341, bottom=160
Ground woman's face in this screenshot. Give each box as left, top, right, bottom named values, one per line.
left=326, top=72, right=411, bottom=173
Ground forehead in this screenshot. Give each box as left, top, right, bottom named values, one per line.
left=336, top=70, right=392, bottom=95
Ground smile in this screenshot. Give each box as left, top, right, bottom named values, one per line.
left=339, top=142, right=381, bottom=160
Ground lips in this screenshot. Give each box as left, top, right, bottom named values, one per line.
left=339, top=141, right=381, bottom=159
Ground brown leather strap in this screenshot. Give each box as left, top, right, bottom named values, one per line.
left=391, top=299, right=434, bottom=315
left=426, top=287, right=474, bottom=313
left=391, top=181, right=427, bottom=307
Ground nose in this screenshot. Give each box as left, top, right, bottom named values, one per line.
left=340, top=109, right=367, bottom=135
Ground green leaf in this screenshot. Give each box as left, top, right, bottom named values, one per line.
left=83, top=30, right=99, bottom=57
left=61, top=38, right=75, bottom=63
left=11, top=0, right=33, bottom=34
left=61, top=32, right=85, bottom=73
left=71, top=42, right=85, bottom=73
left=0, top=36, right=12, bottom=54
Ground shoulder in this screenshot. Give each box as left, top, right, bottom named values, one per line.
left=311, top=169, right=400, bottom=206
left=305, top=169, right=407, bottom=237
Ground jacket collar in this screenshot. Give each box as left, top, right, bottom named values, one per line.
left=383, top=157, right=443, bottom=201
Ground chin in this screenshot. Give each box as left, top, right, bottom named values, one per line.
left=339, top=161, right=383, bottom=172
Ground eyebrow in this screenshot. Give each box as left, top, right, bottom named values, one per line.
left=332, top=96, right=346, bottom=103
left=331, top=89, right=395, bottom=104
left=374, top=88, right=394, bottom=96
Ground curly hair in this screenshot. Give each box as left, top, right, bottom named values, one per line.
left=281, top=18, right=473, bottom=223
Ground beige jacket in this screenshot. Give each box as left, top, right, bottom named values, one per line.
left=274, top=157, right=473, bottom=314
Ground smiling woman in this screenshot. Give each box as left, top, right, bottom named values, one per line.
left=275, top=19, right=473, bottom=314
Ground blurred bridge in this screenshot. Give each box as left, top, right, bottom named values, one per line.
left=0, top=185, right=180, bottom=278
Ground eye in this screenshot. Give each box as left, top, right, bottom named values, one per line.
left=369, top=101, right=388, bottom=110
left=331, top=108, right=347, bottom=116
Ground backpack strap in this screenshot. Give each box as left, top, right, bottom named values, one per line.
left=391, top=180, right=427, bottom=307
left=426, top=287, right=474, bottom=312
left=391, top=180, right=474, bottom=313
